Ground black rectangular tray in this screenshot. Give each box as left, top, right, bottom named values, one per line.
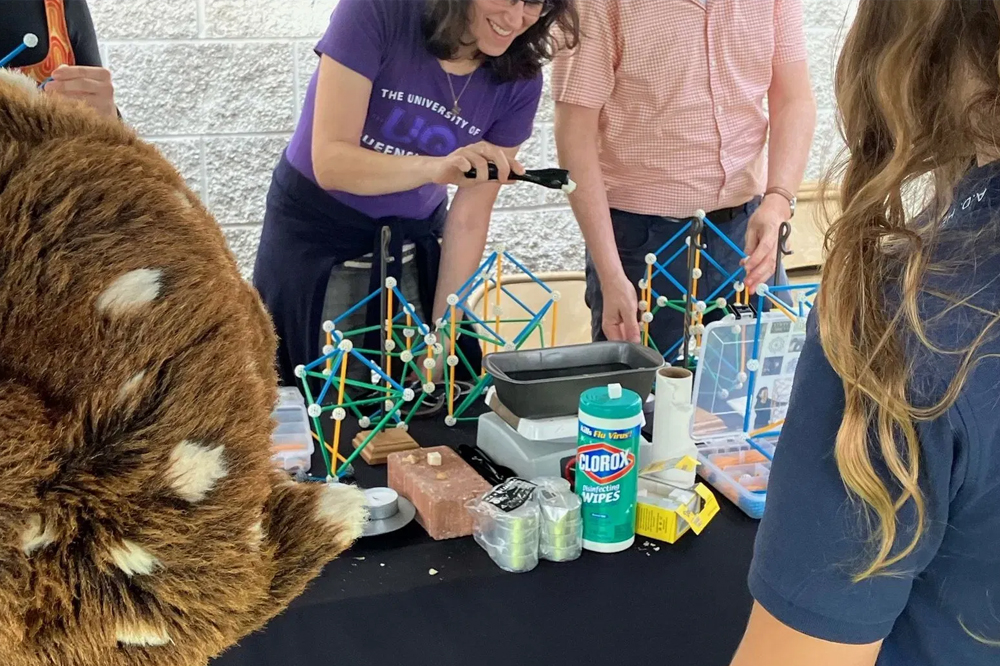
left=482, top=341, right=664, bottom=420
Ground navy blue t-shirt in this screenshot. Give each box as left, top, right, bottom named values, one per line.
left=749, top=161, right=1000, bottom=665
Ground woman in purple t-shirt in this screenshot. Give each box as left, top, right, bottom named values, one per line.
left=253, top=0, right=579, bottom=388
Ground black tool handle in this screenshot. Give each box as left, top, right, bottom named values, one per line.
left=463, top=164, right=571, bottom=190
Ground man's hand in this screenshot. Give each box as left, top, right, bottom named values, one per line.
left=44, top=65, right=117, bottom=119
left=741, top=194, right=791, bottom=293
left=601, top=272, right=641, bottom=343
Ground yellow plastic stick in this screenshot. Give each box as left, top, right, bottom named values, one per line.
left=550, top=300, right=559, bottom=348
left=325, top=331, right=333, bottom=373
left=449, top=303, right=457, bottom=417
left=482, top=277, right=489, bottom=358
left=643, top=263, right=652, bottom=346
left=331, top=350, right=349, bottom=468
left=764, top=293, right=797, bottom=322
left=749, top=419, right=785, bottom=437
left=406, top=311, right=412, bottom=353
left=385, top=286, right=394, bottom=381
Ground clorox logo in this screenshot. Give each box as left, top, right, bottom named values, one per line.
left=578, top=443, right=635, bottom=484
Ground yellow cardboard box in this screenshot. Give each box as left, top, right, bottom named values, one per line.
left=635, top=456, right=720, bottom=544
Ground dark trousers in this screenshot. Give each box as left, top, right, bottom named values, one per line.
left=585, top=199, right=787, bottom=360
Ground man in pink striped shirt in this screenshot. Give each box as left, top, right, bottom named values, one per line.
left=553, top=0, right=816, bottom=358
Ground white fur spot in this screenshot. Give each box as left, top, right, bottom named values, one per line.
left=316, top=483, right=369, bottom=542
left=116, top=371, right=146, bottom=401
left=0, top=68, right=41, bottom=97
left=167, top=441, right=228, bottom=503
left=21, top=514, right=55, bottom=556
left=110, top=541, right=160, bottom=577
left=96, top=269, right=163, bottom=315
left=116, top=622, right=172, bottom=647
left=249, top=521, right=264, bottom=550
left=173, top=190, right=193, bottom=209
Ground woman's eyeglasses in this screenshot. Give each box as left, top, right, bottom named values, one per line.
left=510, top=0, right=554, bottom=17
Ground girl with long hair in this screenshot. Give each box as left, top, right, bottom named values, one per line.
left=731, top=2, right=1000, bottom=664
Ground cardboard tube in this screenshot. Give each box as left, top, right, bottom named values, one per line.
left=650, top=367, right=698, bottom=487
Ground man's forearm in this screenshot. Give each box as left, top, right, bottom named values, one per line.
left=766, top=85, right=817, bottom=204
left=554, top=103, right=623, bottom=282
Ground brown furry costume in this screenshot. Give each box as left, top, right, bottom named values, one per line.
left=0, top=70, right=367, bottom=666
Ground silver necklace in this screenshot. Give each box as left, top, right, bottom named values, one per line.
left=445, top=69, right=475, bottom=116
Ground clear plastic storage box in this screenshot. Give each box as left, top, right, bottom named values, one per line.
left=691, top=310, right=805, bottom=519
left=270, top=387, right=314, bottom=473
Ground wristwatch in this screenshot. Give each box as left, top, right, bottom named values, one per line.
left=764, top=187, right=796, bottom=218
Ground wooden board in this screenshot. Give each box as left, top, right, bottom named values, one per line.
left=351, top=428, right=421, bottom=465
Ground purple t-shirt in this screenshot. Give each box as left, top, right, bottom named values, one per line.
left=286, top=0, right=543, bottom=220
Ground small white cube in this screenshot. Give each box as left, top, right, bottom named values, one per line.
left=427, top=451, right=442, bottom=466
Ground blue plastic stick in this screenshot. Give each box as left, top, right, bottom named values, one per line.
left=304, top=347, right=339, bottom=372
left=456, top=306, right=509, bottom=346
left=350, top=348, right=406, bottom=393
left=0, top=36, right=34, bottom=68
left=315, top=351, right=344, bottom=405
left=741, top=297, right=768, bottom=433
left=502, top=252, right=553, bottom=293
left=332, top=288, right=382, bottom=326
left=390, top=286, right=430, bottom=333
left=701, top=217, right=748, bottom=258
left=698, top=247, right=729, bottom=277
left=650, top=257, right=689, bottom=296
left=652, top=221, right=693, bottom=257
left=500, top=285, right=537, bottom=318
left=513, top=301, right=551, bottom=346
left=453, top=253, right=497, bottom=299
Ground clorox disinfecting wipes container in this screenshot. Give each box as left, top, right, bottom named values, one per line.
left=576, top=382, right=642, bottom=553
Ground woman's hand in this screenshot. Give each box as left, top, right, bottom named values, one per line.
left=44, top=65, right=117, bottom=119
left=431, top=141, right=525, bottom=187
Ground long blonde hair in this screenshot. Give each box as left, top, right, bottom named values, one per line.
left=821, top=0, right=1000, bottom=580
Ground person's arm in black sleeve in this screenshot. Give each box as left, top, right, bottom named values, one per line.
left=64, top=0, right=103, bottom=67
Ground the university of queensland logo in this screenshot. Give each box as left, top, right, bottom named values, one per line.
left=577, top=443, right=635, bottom=484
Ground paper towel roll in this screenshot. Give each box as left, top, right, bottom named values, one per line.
left=650, top=367, right=697, bottom=487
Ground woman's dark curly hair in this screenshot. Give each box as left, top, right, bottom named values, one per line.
left=422, top=0, right=580, bottom=83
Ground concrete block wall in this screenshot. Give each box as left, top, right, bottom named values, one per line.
left=89, top=0, right=854, bottom=278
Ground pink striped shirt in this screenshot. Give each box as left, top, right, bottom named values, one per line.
left=551, top=0, right=808, bottom=218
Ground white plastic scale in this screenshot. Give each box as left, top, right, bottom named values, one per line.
left=476, top=386, right=653, bottom=481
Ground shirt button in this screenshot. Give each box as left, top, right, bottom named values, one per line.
left=715, top=105, right=723, bottom=114
left=711, top=58, right=717, bottom=67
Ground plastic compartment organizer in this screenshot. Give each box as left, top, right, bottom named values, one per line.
left=483, top=341, right=663, bottom=419
left=270, top=387, right=314, bottom=473
left=691, top=312, right=805, bottom=518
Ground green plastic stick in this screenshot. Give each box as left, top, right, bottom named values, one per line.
left=336, top=399, right=405, bottom=476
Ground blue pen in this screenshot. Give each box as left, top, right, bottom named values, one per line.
left=0, top=34, right=39, bottom=69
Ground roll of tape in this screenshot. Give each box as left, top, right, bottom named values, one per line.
left=364, top=487, right=399, bottom=521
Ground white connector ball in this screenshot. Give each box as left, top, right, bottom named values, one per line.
left=322, top=320, right=336, bottom=333
left=737, top=371, right=748, bottom=383
left=551, top=290, right=562, bottom=302
left=502, top=342, right=515, bottom=352
left=294, top=365, right=306, bottom=379
left=385, top=277, right=397, bottom=288
left=400, top=350, right=414, bottom=363
left=424, top=334, right=437, bottom=346
left=693, top=324, right=706, bottom=336
left=445, top=416, right=457, bottom=427
left=307, top=404, right=322, bottom=418
left=339, top=339, right=354, bottom=352
left=322, top=367, right=332, bottom=377
left=385, top=400, right=395, bottom=411
left=638, top=300, right=649, bottom=312
left=403, top=388, right=415, bottom=402
left=645, top=253, right=657, bottom=266
left=385, top=339, right=396, bottom=352
left=696, top=300, right=707, bottom=313
left=685, top=237, right=692, bottom=246
left=755, top=283, right=769, bottom=296
left=405, top=303, right=416, bottom=315
left=723, top=313, right=737, bottom=323
left=716, top=297, right=727, bottom=309
left=718, top=389, right=730, bottom=400
left=446, top=294, right=459, bottom=306
left=403, top=328, right=415, bottom=339
left=23, top=33, right=39, bottom=48
left=396, top=423, right=409, bottom=432
left=359, top=417, right=371, bottom=429
left=692, top=267, right=703, bottom=280
left=732, top=325, right=742, bottom=335
left=638, top=279, right=648, bottom=291
left=641, top=312, right=654, bottom=323
left=494, top=305, right=504, bottom=317
left=494, top=242, right=507, bottom=253
left=323, top=344, right=334, bottom=355
left=695, top=209, right=707, bottom=220
left=657, top=296, right=669, bottom=307
left=447, top=355, right=459, bottom=367
left=433, top=343, right=444, bottom=355
left=747, top=359, right=760, bottom=372
left=423, top=382, right=436, bottom=394
left=423, top=358, right=437, bottom=370
left=734, top=282, right=745, bottom=293
left=332, top=407, right=346, bottom=422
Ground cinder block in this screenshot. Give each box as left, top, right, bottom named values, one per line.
left=148, top=138, right=203, bottom=196
left=106, top=43, right=296, bottom=135
left=220, top=227, right=263, bottom=280
left=89, top=0, right=198, bottom=39
left=204, top=136, right=289, bottom=226
left=203, top=0, right=337, bottom=38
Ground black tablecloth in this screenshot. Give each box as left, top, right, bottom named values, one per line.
left=212, top=411, right=759, bottom=666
